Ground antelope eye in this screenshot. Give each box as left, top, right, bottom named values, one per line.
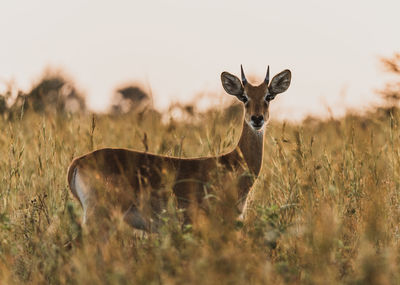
left=265, top=95, right=274, bottom=101
left=241, top=96, right=248, bottom=103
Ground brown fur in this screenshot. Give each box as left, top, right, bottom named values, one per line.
left=67, top=67, right=291, bottom=231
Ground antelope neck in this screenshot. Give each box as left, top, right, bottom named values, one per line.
left=237, top=119, right=265, bottom=176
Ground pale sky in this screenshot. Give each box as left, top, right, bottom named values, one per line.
left=1, top=0, right=400, bottom=120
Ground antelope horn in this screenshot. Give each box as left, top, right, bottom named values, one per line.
left=240, top=64, right=247, bottom=86
left=264, top=65, right=270, bottom=85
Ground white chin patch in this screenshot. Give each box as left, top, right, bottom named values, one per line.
left=252, top=125, right=264, bottom=131
left=246, top=120, right=265, bottom=132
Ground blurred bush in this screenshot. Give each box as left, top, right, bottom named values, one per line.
left=0, top=81, right=19, bottom=119
left=3, top=70, right=87, bottom=120
left=380, top=52, right=400, bottom=104
left=110, top=85, right=151, bottom=115
left=0, top=95, right=6, bottom=115
left=25, top=71, right=86, bottom=114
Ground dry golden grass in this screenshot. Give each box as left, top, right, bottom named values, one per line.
left=1, top=104, right=400, bottom=284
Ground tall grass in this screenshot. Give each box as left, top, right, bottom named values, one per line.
left=0, top=104, right=400, bottom=284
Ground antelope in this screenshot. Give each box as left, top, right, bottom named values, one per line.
left=67, top=66, right=291, bottom=232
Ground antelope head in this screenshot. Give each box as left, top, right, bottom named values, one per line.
left=221, top=65, right=291, bottom=131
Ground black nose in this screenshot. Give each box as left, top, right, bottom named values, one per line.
left=251, top=115, right=264, bottom=125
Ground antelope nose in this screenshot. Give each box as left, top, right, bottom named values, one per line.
left=251, top=115, right=264, bottom=124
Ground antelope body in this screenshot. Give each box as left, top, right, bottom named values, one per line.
left=67, top=66, right=291, bottom=231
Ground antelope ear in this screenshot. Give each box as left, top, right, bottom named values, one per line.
left=269, top=69, right=291, bottom=96
left=221, top=72, right=244, bottom=96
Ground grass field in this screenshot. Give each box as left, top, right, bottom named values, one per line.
left=0, top=102, right=400, bottom=284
